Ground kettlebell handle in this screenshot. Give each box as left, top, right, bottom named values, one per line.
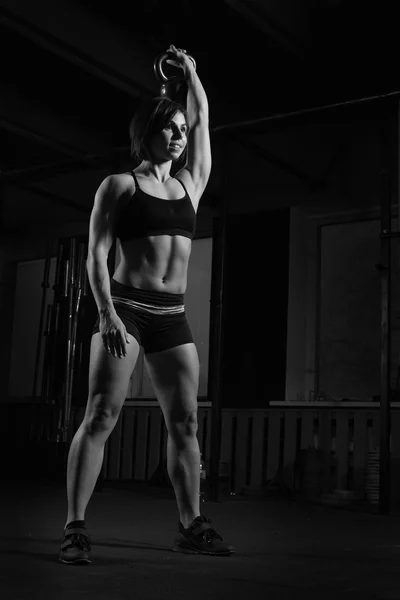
left=153, top=52, right=196, bottom=82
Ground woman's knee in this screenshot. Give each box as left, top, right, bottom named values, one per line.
left=84, top=393, right=123, bottom=434
left=167, top=409, right=198, bottom=438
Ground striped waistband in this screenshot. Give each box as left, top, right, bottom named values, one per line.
left=111, top=296, right=185, bottom=315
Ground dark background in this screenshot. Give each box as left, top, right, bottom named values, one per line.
left=1, top=0, right=399, bottom=194
left=1, top=0, right=398, bottom=410
left=223, top=209, right=290, bottom=407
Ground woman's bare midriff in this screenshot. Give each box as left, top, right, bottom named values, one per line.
left=112, top=234, right=192, bottom=295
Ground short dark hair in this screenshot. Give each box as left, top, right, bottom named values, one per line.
left=129, top=96, right=188, bottom=165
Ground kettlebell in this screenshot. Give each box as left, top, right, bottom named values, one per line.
left=153, top=51, right=196, bottom=106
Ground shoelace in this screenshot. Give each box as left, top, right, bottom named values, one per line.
left=202, top=527, right=222, bottom=544
left=194, top=518, right=223, bottom=544
left=65, top=532, right=91, bottom=552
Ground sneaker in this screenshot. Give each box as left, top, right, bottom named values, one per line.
left=172, top=515, right=235, bottom=556
left=59, top=526, right=92, bottom=565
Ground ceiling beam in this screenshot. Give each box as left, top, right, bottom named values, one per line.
left=0, top=0, right=157, bottom=98
left=227, top=131, right=317, bottom=190
left=224, top=0, right=307, bottom=59
left=0, top=83, right=111, bottom=157
left=0, top=118, right=87, bottom=161
left=0, top=149, right=130, bottom=184
left=5, top=181, right=91, bottom=215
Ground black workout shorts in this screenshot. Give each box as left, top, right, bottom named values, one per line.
left=92, top=278, right=194, bottom=354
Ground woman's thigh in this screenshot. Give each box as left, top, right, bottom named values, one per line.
left=84, top=332, right=141, bottom=421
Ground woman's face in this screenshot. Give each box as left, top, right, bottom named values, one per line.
left=149, top=111, right=188, bottom=163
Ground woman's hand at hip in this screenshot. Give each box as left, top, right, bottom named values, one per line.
left=99, top=311, right=130, bottom=359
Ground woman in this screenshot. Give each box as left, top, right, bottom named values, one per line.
left=59, top=45, right=234, bottom=564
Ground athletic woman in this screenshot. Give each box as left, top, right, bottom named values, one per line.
left=59, top=44, right=234, bottom=564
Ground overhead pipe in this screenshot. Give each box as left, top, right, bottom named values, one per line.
left=211, top=90, right=400, bottom=134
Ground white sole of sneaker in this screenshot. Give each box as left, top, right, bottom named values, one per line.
left=59, top=556, right=92, bottom=565
left=172, top=541, right=234, bottom=556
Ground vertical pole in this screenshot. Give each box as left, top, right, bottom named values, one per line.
left=63, top=238, right=77, bottom=443
left=41, top=303, right=53, bottom=442
left=51, top=240, right=64, bottom=443
left=29, top=238, right=52, bottom=441
left=69, top=243, right=85, bottom=408
left=397, top=102, right=400, bottom=403
left=32, top=238, right=52, bottom=400
left=207, top=134, right=229, bottom=501
left=379, top=108, right=392, bottom=514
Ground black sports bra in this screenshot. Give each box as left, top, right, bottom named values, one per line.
left=115, top=171, right=196, bottom=242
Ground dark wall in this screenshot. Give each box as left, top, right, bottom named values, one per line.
left=221, top=208, right=290, bottom=408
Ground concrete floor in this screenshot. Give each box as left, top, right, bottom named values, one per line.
left=1, top=479, right=400, bottom=600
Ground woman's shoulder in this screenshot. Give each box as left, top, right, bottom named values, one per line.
left=103, top=171, right=135, bottom=195
left=94, top=172, right=135, bottom=216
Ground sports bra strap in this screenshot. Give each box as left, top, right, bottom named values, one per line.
left=130, top=172, right=190, bottom=200
left=173, top=177, right=190, bottom=198
left=131, top=171, right=139, bottom=188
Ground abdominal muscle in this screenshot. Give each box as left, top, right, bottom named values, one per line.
left=112, top=234, right=192, bottom=295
